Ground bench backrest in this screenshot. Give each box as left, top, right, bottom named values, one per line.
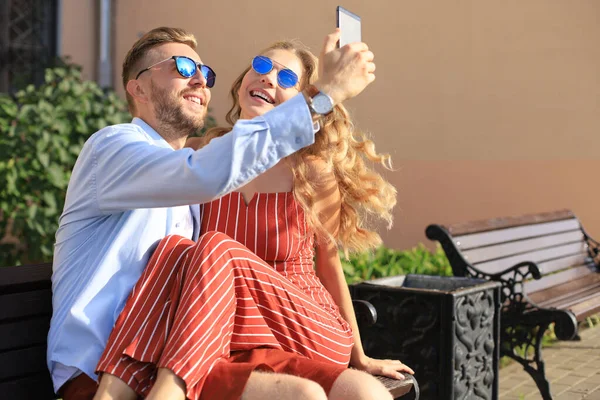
left=426, top=210, right=597, bottom=296
left=0, top=263, right=55, bottom=399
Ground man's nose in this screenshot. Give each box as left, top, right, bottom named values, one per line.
left=189, top=67, right=207, bottom=87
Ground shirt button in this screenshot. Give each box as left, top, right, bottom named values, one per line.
left=175, top=223, right=181, bottom=228
left=295, top=137, right=302, bottom=144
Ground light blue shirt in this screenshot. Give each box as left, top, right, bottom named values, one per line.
left=48, top=94, right=315, bottom=392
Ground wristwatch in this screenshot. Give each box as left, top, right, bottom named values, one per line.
left=303, top=84, right=334, bottom=116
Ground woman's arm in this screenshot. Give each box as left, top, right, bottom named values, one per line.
left=309, top=159, right=413, bottom=379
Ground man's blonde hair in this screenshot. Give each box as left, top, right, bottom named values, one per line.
left=122, top=27, right=197, bottom=113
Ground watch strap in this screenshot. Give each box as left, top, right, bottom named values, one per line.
left=302, top=84, right=333, bottom=116
left=304, top=84, right=320, bottom=99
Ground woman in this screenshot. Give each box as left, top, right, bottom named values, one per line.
left=189, top=39, right=413, bottom=385
left=94, top=37, right=412, bottom=400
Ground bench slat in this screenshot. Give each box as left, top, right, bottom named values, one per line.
left=0, top=290, right=52, bottom=321
left=0, top=372, right=55, bottom=400
left=0, top=317, right=51, bottom=351
left=447, top=209, right=574, bottom=236
left=0, top=346, right=48, bottom=380
left=499, top=254, right=590, bottom=287
left=536, top=253, right=591, bottom=275
left=530, top=273, right=600, bottom=307
left=0, top=263, right=52, bottom=289
left=537, top=284, right=600, bottom=310
left=524, top=265, right=596, bottom=294
left=475, top=242, right=586, bottom=274
left=462, top=231, right=584, bottom=264
left=454, top=219, right=580, bottom=250
left=569, top=295, right=600, bottom=320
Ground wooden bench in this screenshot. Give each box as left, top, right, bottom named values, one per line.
left=0, top=263, right=54, bottom=399
left=0, top=263, right=418, bottom=399
left=426, top=209, right=600, bottom=400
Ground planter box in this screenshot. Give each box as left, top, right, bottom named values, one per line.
left=351, top=274, right=501, bottom=400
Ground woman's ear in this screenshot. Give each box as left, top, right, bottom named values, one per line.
left=126, top=79, right=150, bottom=106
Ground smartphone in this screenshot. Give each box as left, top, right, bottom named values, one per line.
left=336, top=6, right=361, bottom=47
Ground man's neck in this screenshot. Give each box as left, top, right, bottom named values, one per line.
left=136, top=114, right=188, bottom=150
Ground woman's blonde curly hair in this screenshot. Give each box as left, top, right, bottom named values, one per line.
left=201, top=40, right=397, bottom=254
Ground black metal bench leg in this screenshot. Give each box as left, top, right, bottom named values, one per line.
left=523, top=361, right=552, bottom=400
left=502, top=322, right=554, bottom=400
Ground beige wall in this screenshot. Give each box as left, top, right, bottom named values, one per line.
left=59, top=0, right=600, bottom=250
left=387, top=160, right=600, bottom=248
left=60, top=0, right=97, bottom=81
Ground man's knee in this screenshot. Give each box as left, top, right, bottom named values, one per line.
left=329, top=370, right=393, bottom=400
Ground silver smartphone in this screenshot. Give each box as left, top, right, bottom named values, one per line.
left=336, top=6, right=361, bottom=47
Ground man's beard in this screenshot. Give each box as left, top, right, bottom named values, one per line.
left=150, top=81, right=205, bottom=142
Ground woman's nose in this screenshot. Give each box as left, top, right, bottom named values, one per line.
left=260, top=70, right=277, bottom=87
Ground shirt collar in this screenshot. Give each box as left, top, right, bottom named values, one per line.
left=131, top=117, right=173, bottom=149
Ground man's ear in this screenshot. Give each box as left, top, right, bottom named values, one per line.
left=126, top=79, right=150, bottom=105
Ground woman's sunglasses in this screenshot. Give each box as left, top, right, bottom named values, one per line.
left=135, top=56, right=217, bottom=88
left=251, top=56, right=299, bottom=89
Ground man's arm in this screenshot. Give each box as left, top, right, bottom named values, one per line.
left=95, top=95, right=313, bottom=212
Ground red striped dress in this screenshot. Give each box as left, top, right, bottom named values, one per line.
left=201, top=191, right=352, bottom=346
left=96, top=192, right=353, bottom=399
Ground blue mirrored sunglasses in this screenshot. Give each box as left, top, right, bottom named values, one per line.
left=251, top=56, right=299, bottom=89
left=135, top=56, right=216, bottom=88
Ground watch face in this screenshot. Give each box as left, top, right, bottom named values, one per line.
left=313, top=93, right=333, bottom=114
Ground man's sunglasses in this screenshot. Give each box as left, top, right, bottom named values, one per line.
left=251, top=56, right=299, bottom=89
left=135, top=56, right=216, bottom=88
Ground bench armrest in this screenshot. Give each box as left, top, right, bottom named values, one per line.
left=472, top=261, right=579, bottom=344
left=353, top=299, right=377, bottom=327
left=467, top=260, right=542, bottom=311
left=485, top=260, right=541, bottom=281
left=583, top=229, right=600, bottom=266
left=376, top=374, right=420, bottom=400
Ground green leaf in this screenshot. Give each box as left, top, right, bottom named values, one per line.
left=27, top=204, right=38, bottom=220
left=47, top=164, right=67, bottom=188
left=42, top=192, right=57, bottom=214
left=38, top=153, right=50, bottom=168
left=58, top=79, right=71, bottom=92
left=45, top=69, right=56, bottom=83
left=54, top=67, right=67, bottom=78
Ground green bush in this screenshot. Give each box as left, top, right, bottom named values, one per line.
left=342, top=244, right=453, bottom=284
left=0, top=62, right=218, bottom=267
left=0, top=63, right=132, bottom=266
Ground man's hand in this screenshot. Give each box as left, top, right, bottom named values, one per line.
left=313, top=29, right=376, bottom=105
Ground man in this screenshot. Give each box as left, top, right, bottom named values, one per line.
left=49, top=27, right=379, bottom=399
